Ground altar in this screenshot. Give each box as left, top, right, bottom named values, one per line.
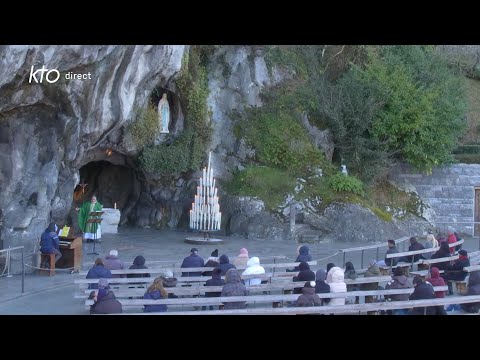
left=101, top=208, right=121, bottom=234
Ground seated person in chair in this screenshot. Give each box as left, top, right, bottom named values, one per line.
left=40, top=222, right=62, bottom=267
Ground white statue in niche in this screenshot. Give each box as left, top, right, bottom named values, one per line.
left=158, top=93, right=170, bottom=134
left=341, top=165, right=348, bottom=175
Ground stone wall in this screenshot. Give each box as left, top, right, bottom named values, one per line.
left=390, top=163, right=480, bottom=235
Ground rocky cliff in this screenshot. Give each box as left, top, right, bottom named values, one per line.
left=0, top=45, right=431, bottom=253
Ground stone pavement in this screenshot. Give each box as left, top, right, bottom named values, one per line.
left=0, top=228, right=478, bottom=314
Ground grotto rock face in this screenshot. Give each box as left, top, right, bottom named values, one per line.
left=0, top=45, right=185, bottom=251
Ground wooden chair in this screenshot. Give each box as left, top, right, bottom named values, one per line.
left=40, top=253, right=55, bottom=276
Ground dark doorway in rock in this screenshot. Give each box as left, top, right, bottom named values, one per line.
left=76, top=161, right=134, bottom=210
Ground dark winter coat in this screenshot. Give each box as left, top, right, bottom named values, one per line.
left=385, top=275, right=411, bottom=301
left=295, top=245, right=312, bottom=264
left=385, top=246, right=399, bottom=266
left=86, top=265, right=112, bottom=289
left=461, top=271, right=480, bottom=313
left=205, top=273, right=225, bottom=297
left=221, top=269, right=247, bottom=309
left=296, top=286, right=322, bottom=307
left=127, top=255, right=150, bottom=278
left=315, top=270, right=331, bottom=304
left=430, top=243, right=451, bottom=271
left=202, top=258, right=220, bottom=276
left=407, top=240, right=425, bottom=262
left=90, top=291, right=122, bottom=314
left=143, top=290, right=167, bottom=313
left=426, top=267, right=446, bottom=298
left=444, top=256, right=470, bottom=281
left=408, top=282, right=439, bottom=315
left=217, top=255, right=236, bottom=275
left=293, top=262, right=316, bottom=294
left=160, top=276, right=178, bottom=298
left=180, top=254, right=205, bottom=277
left=40, top=228, right=60, bottom=254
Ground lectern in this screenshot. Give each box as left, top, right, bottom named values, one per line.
left=87, top=211, right=103, bottom=255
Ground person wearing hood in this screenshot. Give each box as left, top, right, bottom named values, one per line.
left=143, top=277, right=168, bottom=313
left=232, top=248, right=249, bottom=268
left=315, top=269, right=331, bottom=305
left=446, top=227, right=457, bottom=254
left=40, top=222, right=62, bottom=266
left=430, top=242, right=451, bottom=271
left=293, top=261, right=316, bottom=294
left=217, top=254, right=236, bottom=275
left=287, top=245, right=312, bottom=272
left=296, top=281, right=322, bottom=307
left=326, top=267, right=347, bottom=306
left=127, top=255, right=150, bottom=278
left=202, top=249, right=220, bottom=276
left=180, top=248, right=205, bottom=277
left=90, top=286, right=122, bottom=314
left=385, top=267, right=412, bottom=315
left=202, top=267, right=225, bottom=311
left=460, top=270, right=480, bottom=313
left=104, top=249, right=125, bottom=278
left=426, top=267, right=446, bottom=298
left=86, top=258, right=112, bottom=289
left=221, top=268, right=247, bottom=309
left=242, top=257, right=265, bottom=286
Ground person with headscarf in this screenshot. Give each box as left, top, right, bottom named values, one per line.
left=40, top=222, right=62, bottom=266
left=242, top=257, right=265, bottom=286
left=221, top=269, right=247, bottom=309
left=143, top=276, right=168, bottom=313
left=296, top=281, right=322, bottom=307
left=315, top=269, right=331, bottom=305
left=232, top=248, right=249, bottom=268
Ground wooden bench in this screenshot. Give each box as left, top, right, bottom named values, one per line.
left=96, top=290, right=480, bottom=315
left=84, top=286, right=449, bottom=311
left=78, top=261, right=317, bottom=277
left=39, top=253, right=55, bottom=276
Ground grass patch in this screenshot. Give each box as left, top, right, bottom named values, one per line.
left=459, top=78, right=480, bottom=145
left=224, top=166, right=296, bottom=211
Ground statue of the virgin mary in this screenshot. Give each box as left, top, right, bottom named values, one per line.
left=158, top=93, right=170, bottom=134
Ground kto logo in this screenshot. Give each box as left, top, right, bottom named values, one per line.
left=28, top=65, right=60, bottom=84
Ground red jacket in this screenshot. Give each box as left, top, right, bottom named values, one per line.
left=447, top=234, right=456, bottom=254
left=426, top=267, right=446, bottom=298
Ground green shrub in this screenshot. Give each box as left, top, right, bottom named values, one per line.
left=129, top=104, right=159, bottom=148
left=224, top=166, right=296, bottom=211
left=328, top=173, right=365, bottom=196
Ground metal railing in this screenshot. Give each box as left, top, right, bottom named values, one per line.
left=0, top=246, right=25, bottom=293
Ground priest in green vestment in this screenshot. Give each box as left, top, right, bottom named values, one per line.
left=78, top=195, right=103, bottom=242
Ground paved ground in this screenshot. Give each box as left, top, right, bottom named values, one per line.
left=0, top=228, right=478, bottom=314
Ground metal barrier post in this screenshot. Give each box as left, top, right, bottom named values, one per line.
left=21, top=248, right=25, bottom=294
left=361, top=250, right=364, bottom=269
left=376, top=247, right=379, bottom=262
left=6, top=247, right=12, bottom=277
left=343, top=252, right=346, bottom=268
